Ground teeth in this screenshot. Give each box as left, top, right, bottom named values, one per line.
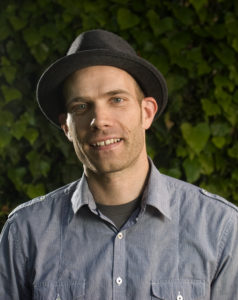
left=105, top=139, right=112, bottom=145
left=93, top=138, right=121, bottom=147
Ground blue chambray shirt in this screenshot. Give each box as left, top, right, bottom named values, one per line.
left=0, top=160, right=238, bottom=300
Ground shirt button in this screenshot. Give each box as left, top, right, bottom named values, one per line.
left=177, top=292, right=183, bottom=300
left=117, top=232, right=123, bottom=239
left=116, top=277, right=122, bottom=286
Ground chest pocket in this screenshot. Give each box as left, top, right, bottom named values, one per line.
left=151, top=279, right=205, bottom=300
left=33, top=280, right=85, bottom=300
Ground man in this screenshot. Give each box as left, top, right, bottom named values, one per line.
left=0, top=29, right=238, bottom=300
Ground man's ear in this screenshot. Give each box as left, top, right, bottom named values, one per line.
left=58, top=113, right=73, bottom=142
left=141, top=97, right=158, bottom=129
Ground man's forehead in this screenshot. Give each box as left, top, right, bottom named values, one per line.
left=63, top=65, right=141, bottom=99
left=65, top=65, right=136, bottom=83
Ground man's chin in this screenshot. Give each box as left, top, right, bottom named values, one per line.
left=85, top=160, right=126, bottom=176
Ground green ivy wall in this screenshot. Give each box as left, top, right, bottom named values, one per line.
left=0, top=0, right=238, bottom=229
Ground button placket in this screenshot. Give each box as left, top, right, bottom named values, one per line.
left=112, top=230, right=126, bottom=299
left=117, top=232, right=123, bottom=239
left=116, top=277, right=123, bottom=286
left=56, top=294, right=61, bottom=300
left=177, top=291, right=183, bottom=300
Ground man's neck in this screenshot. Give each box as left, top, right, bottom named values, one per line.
left=84, top=154, right=150, bottom=206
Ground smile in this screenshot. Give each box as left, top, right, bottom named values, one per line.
left=91, top=138, right=121, bottom=147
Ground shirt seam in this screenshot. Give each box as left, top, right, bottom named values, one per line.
left=56, top=197, right=68, bottom=283
left=212, top=211, right=234, bottom=280
left=7, top=218, right=29, bottom=293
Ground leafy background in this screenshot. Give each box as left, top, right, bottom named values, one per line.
left=0, top=0, right=238, bottom=230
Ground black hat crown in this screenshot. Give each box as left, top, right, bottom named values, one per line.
left=67, top=30, right=136, bottom=56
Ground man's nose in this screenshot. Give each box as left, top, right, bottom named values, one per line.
left=89, top=105, right=112, bottom=130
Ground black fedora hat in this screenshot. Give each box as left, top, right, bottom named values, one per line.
left=36, top=29, right=168, bottom=128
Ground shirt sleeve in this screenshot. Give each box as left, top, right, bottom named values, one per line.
left=0, top=217, right=31, bottom=300
left=211, top=210, right=238, bottom=299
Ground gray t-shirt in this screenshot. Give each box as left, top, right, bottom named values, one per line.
left=96, top=197, right=141, bottom=229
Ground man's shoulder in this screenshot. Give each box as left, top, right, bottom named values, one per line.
left=8, top=179, right=80, bottom=220
left=161, top=172, right=238, bottom=215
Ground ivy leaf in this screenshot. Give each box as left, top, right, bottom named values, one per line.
left=1, top=65, right=17, bottom=83
left=189, top=0, right=208, bottom=12
left=223, top=104, right=238, bottom=126
left=147, top=144, right=156, bottom=160
left=205, top=24, right=226, bottom=40
left=212, top=136, right=226, bottom=149
left=7, top=167, right=27, bottom=191
left=171, top=5, right=194, bottom=26
left=201, top=98, right=221, bottom=116
left=11, top=118, right=27, bottom=140
left=183, top=158, right=201, bottom=183
left=166, top=167, right=182, bottom=179
left=211, top=122, right=231, bottom=136
left=232, top=38, right=238, bottom=53
left=176, top=145, right=188, bottom=158
left=199, top=153, right=214, bottom=175
left=26, top=183, right=45, bottom=199
left=147, top=11, right=174, bottom=37
left=26, top=150, right=50, bottom=178
left=0, top=110, right=14, bottom=126
left=161, top=32, right=191, bottom=58
left=186, top=47, right=211, bottom=75
left=146, top=10, right=160, bottom=36
left=24, top=128, right=39, bottom=145
left=214, top=88, right=232, bottom=111
left=213, top=43, right=236, bottom=66
left=225, top=12, right=238, bottom=36
left=232, top=169, right=238, bottom=181
left=233, top=90, right=238, bottom=104
left=1, top=56, right=17, bottom=83
left=148, top=53, right=170, bottom=75
left=117, top=8, right=140, bottom=30
left=23, top=28, right=42, bottom=47
left=213, top=74, right=234, bottom=92
left=1, top=85, right=22, bottom=103
left=181, top=122, right=210, bottom=154
left=228, top=143, right=238, bottom=159
left=30, top=43, right=49, bottom=63
left=0, top=126, right=12, bottom=149
left=167, top=74, right=188, bottom=94
left=9, top=16, right=27, bottom=31
left=156, top=17, right=174, bottom=35
left=0, top=17, right=11, bottom=41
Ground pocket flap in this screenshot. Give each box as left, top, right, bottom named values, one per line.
left=152, top=279, right=205, bottom=299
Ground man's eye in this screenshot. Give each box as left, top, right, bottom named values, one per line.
left=71, top=103, right=87, bottom=112
left=112, top=97, right=123, bottom=103
left=78, top=103, right=87, bottom=109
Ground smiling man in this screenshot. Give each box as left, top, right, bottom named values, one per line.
left=0, top=29, right=238, bottom=300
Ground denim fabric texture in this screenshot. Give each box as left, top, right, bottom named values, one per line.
left=0, top=160, right=238, bottom=300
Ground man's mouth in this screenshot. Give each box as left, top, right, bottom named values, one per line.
left=91, top=138, right=122, bottom=147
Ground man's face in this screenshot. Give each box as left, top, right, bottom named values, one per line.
left=61, top=65, right=157, bottom=175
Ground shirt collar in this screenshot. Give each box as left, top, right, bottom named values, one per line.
left=71, top=158, right=171, bottom=220
left=142, top=158, right=171, bottom=220
left=71, top=173, right=97, bottom=214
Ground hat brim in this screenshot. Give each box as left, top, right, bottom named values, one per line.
left=36, top=49, right=168, bottom=128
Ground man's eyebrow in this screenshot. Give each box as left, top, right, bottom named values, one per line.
left=103, top=89, right=131, bottom=96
